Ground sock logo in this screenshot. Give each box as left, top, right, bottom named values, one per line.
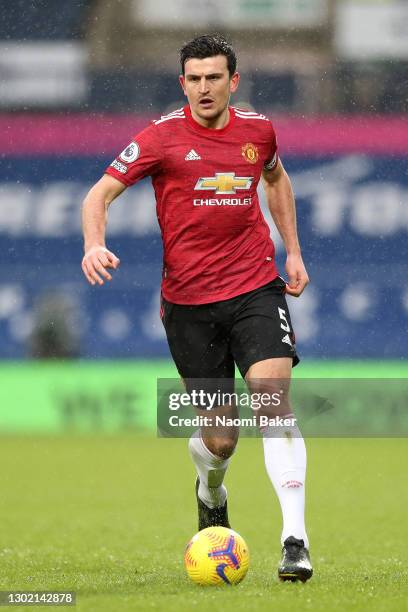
left=282, top=480, right=303, bottom=488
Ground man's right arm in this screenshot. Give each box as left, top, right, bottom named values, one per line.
left=81, top=174, right=126, bottom=285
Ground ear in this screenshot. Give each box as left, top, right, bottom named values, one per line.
left=179, top=75, right=187, bottom=96
left=229, top=72, right=240, bottom=94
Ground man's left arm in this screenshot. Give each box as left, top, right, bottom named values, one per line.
left=262, top=159, right=309, bottom=297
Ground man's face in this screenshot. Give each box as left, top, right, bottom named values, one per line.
left=179, top=55, right=239, bottom=124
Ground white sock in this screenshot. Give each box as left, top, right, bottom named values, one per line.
left=188, top=434, right=230, bottom=509
left=262, top=417, right=309, bottom=549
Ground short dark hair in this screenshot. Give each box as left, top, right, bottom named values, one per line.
left=180, top=34, right=237, bottom=76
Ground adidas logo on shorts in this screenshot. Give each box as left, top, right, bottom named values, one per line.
left=185, top=149, right=201, bottom=161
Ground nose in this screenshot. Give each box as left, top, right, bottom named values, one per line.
left=199, top=76, right=209, bottom=94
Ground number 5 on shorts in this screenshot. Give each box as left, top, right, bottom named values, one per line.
left=278, top=307, right=290, bottom=332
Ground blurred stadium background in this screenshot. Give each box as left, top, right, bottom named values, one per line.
left=0, top=0, right=407, bottom=433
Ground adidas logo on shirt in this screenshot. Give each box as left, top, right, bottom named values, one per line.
left=185, top=149, right=201, bottom=161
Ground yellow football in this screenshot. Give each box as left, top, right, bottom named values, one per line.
left=184, top=526, right=250, bottom=585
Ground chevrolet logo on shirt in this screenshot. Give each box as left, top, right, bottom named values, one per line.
left=194, top=173, right=253, bottom=194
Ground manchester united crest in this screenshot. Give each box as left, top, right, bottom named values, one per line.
left=241, top=143, right=259, bottom=164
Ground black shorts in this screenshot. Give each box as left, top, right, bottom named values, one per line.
left=161, top=277, right=299, bottom=384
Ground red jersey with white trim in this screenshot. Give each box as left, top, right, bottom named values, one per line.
left=105, top=104, right=279, bottom=305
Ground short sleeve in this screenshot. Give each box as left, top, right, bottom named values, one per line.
left=105, top=123, right=162, bottom=186
left=263, top=121, right=279, bottom=171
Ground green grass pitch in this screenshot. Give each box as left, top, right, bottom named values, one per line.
left=0, top=435, right=407, bottom=611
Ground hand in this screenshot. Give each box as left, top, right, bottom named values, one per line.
left=82, top=246, right=120, bottom=286
left=285, top=253, right=309, bottom=297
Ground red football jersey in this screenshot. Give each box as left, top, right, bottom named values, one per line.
left=106, top=104, right=279, bottom=305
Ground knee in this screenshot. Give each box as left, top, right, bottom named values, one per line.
left=204, top=437, right=237, bottom=459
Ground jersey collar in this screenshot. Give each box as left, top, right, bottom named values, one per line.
left=184, top=104, right=236, bottom=135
